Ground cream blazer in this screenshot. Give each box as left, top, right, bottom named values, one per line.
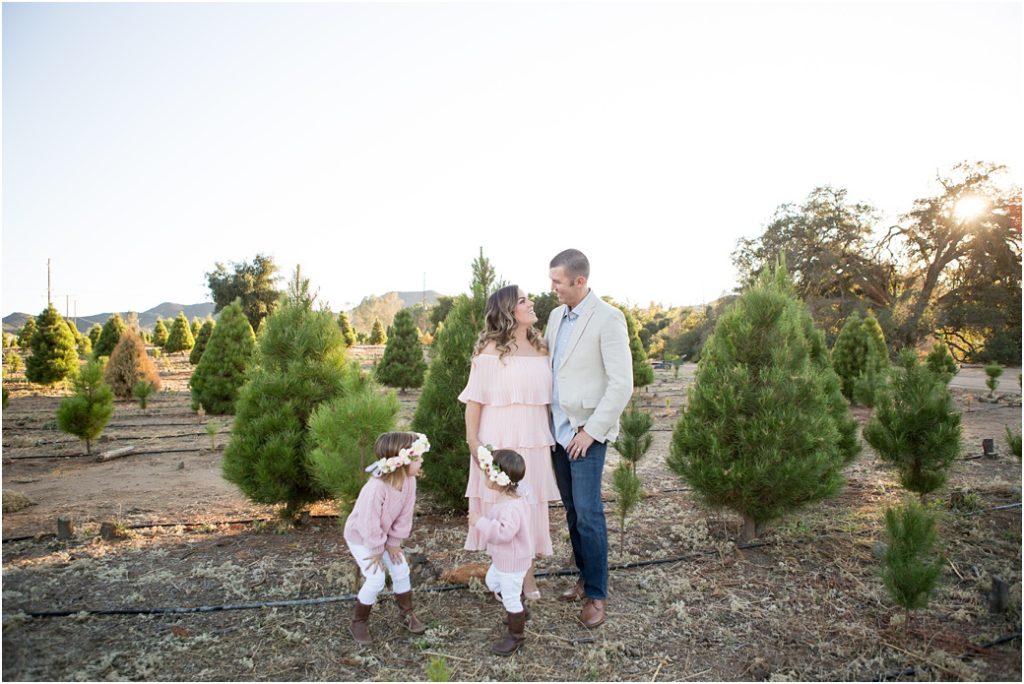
left=545, top=292, right=634, bottom=443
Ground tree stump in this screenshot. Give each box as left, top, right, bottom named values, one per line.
left=99, top=522, right=120, bottom=541
left=982, top=438, right=998, bottom=459
left=989, top=576, right=1009, bottom=613
left=57, top=517, right=75, bottom=540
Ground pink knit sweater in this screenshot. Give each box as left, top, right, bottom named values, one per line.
left=343, top=476, right=417, bottom=555
left=473, top=495, right=534, bottom=573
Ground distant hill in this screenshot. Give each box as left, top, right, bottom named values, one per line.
left=3, top=302, right=217, bottom=334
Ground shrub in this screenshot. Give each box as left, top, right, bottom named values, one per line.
left=337, top=311, right=357, bottom=347
left=93, top=314, right=126, bottom=358
left=189, top=318, right=216, bottom=365
left=104, top=330, right=162, bottom=399
left=17, top=317, right=36, bottom=348
left=57, top=358, right=114, bottom=455
left=189, top=300, right=255, bottom=414
left=369, top=318, right=387, bottom=345
left=375, top=309, right=427, bottom=392
left=881, top=500, right=943, bottom=624
left=152, top=319, right=169, bottom=348
left=165, top=312, right=195, bottom=354
left=863, top=350, right=961, bottom=498
left=668, top=263, right=858, bottom=541
left=984, top=363, right=1003, bottom=397
left=925, top=341, right=957, bottom=383
left=307, top=379, right=400, bottom=514
left=25, top=304, right=80, bottom=385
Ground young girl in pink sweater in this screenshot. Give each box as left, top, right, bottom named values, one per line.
left=344, top=431, right=430, bottom=646
left=468, top=446, right=534, bottom=656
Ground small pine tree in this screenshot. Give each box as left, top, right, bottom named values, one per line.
left=133, top=380, right=155, bottom=409
left=189, top=300, right=256, bottom=414
left=222, top=268, right=352, bottom=518
left=87, top=324, right=103, bottom=349
left=93, top=314, right=126, bottom=358
left=152, top=318, right=169, bottom=347
left=613, top=402, right=654, bottom=475
left=164, top=312, right=195, bottom=354
left=104, top=329, right=162, bottom=399
left=925, top=341, right=957, bottom=384
left=307, top=380, right=401, bottom=514
left=1005, top=426, right=1022, bottom=460
left=426, top=656, right=451, bottom=683
left=668, top=263, right=858, bottom=541
left=375, top=308, right=427, bottom=392
left=190, top=317, right=202, bottom=339
left=617, top=304, right=654, bottom=389
left=612, top=462, right=642, bottom=551
left=56, top=358, right=114, bottom=455
left=25, top=304, right=80, bottom=385
left=337, top=311, right=357, bottom=347
left=863, top=350, right=961, bottom=499
left=189, top=318, right=216, bottom=365
left=881, top=500, right=943, bottom=626
left=17, top=317, right=37, bottom=348
left=984, top=363, right=1003, bottom=397
left=369, top=318, right=387, bottom=345
left=6, top=350, right=22, bottom=373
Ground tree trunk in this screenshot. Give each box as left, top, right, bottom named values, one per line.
left=739, top=515, right=763, bottom=543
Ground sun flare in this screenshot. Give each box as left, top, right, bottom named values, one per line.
left=954, top=196, right=987, bottom=221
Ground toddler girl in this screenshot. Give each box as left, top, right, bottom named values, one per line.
left=467, top=446, right=534, bottom=656
left=344, top=431, right=430, bottom=645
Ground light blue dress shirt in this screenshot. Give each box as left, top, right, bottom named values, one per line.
left=550, top=291, right=594, bottom=449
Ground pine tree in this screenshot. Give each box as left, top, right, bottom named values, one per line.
left=337, top=311, right=357, bottom=347
left=612, top=462, right=642, bottom=552
left=189, top=301, right=256, bottom=414
left=925, top=341, right=958, bottom=384
left=984, top=363, right=1003, bottom=397
left=152, top=318, right=169, bottom=348
left=189, top=318, right=216, bottom=365
left=25, top=304, right=80, bottom=385
left=307, top=379, right=401, bottom=514
left=65, top=319, right=91, bottom=358
left=93, top=314, right=126, bottom=358
left=611, top=402, right=653, bottom=550
left=375, top=308, right=427, bottom=392
left=616, top=304, right=654, bottom=389
left=57, top=358, right=114, bottom=455
left=133, top=380, right=155, bottom=409
left=369, top=318, right=387, bottom=345
left=863, top=350, right=961, bottom=499
left=104, top=329, right=162, bottom=399
left=165, top=312, right=195, bottom=354
left=87, top=324, right=102, bottom=350
left=222, top=268, right=352, bottom=518
left=190, top=317, right=202, bottom=339
left=668, top=263, right=858, bottom=541
left=881, top=500, right=943, bottom=626
left=17, top=317, right=36, bottom=348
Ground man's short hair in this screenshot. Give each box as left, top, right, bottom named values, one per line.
left=550, top=249, right=590, bottom=279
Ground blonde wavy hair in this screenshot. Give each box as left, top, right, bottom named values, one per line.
left=473, top=285, right=548, bottom=359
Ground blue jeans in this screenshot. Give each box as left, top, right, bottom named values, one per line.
left=551, top=441, right=608, bottom=600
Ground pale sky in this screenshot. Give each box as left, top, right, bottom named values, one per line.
left=3, top=0, right=1021, bottom=318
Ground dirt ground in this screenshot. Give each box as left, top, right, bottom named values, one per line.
left=2, top=348, right=1021, bottom=681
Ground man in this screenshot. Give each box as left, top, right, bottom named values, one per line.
left=545, top=248, right=633, bottom=629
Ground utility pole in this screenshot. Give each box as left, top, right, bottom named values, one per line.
left=47, top=258, right=52, bottom=306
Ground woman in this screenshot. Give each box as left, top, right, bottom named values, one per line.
left=458, top=284, right=558, bottom=598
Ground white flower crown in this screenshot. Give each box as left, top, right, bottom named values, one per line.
left=476, top=445, right=512, bottom=488
left=365, top=433, right=430, bottom=477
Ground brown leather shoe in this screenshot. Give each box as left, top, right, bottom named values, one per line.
left=394, top=591, right=426, bottom=634
left=557, top=579, right=585, bottom=602
left=579, top=599, right=606, bottom=628
left=492, top=610, right=526, bottom=656
left=349, top=600, right=373, bottom=645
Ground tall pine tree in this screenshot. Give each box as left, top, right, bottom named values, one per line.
left=152, top=318, right=169, bottom=348
left=375, top=308, right=427, bottom=392
left=189, top=318, right=216, bottom=365
left=25, top=304, right=80, bottom=385
left=189, top=301, right=255, bottom=414
left=668, top=263, right=858, bottom=541
left=165, top=312, right=195, bottom=353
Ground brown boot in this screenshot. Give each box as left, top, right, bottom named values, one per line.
left=492, top=610, right=526, bottom=656
left=394, top=591, right=426, bottom=634
left=349, top=601, right=373, bottom=645
left=502, top=593, right=531, bottom=624
left=558, top=579, right=585, bottom=602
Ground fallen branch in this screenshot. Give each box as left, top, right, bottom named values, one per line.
left=96, top=446, right=136, bottom=462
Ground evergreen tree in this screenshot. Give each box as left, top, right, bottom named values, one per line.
left=1005, top=426, right=1022, bottom=460
left=881, top=500, right=943, bottom=625
left=369, top=317, right=387, bottom=345
left=152, top=318, right=169, bottom=348
left=307, top=379, right=401, bottom=514
left=668, top=263, right=858, bottom=541
left=133, top=380, right=155, bottom=409
left=984, top=363, right=1003, bottom=397
left=614, top=304, right=655, bottom=388
left=190, top=317, right=202, bottom=339
left=165, top=312, right=195, bottom=353
left=375, top=308, right=427, bottom=392
left=337, top=311, right=357, bottom=347
left=831, top=311, right=889, bottom=403
left=221, top=269, right=352, bottom=517
left=65, top=319, right=91, bottom=358
left=612, top=462, right=642, bottom=552
left=863, top=350, right=961, bottom=498
left=189, top=301, right=256, bottom=414
left=25, top=304, right=80, bottom=385
left=925, top=341, right=958, bottom=383
left=611, top=402, right=653, bottom=550
left=57, top=358, right=114, bottom=455
left=205, top=253, right=281, bottom=331
left=189, top=318, right=216, bottom=365
left=87, top=324, right=103, bottom=349
left=104, top=329, right=162, bottom=399
left=93, top=314, right=126, bottom=358
left=17, top=317, right=36, bottom=348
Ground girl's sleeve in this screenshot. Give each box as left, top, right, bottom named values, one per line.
left=473, top=506, right=522, bottom=544
left=359, top=483, right=389, bottom=554
left=387, top=486, right=415, bottom=547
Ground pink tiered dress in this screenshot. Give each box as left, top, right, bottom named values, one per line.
left=458, top=353, right=558, bottom=556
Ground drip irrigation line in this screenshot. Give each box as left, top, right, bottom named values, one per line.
left=962, top=502, right=1021, bottom=516
left=872, top=632, right=1021, bottom=681
left=6, top=542, right=772, bottom=619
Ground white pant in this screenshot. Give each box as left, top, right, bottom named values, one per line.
left=347, top=541, right=411, bottom=605
left=485, top=564, right=527, bottom=613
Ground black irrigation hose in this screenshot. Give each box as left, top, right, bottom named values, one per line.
left=8, top=542, right=773, bottom=619
left=872, top=632, right=1022, bottom=681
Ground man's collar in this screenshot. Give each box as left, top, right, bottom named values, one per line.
left=566, top=289, right=594, bottom=316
